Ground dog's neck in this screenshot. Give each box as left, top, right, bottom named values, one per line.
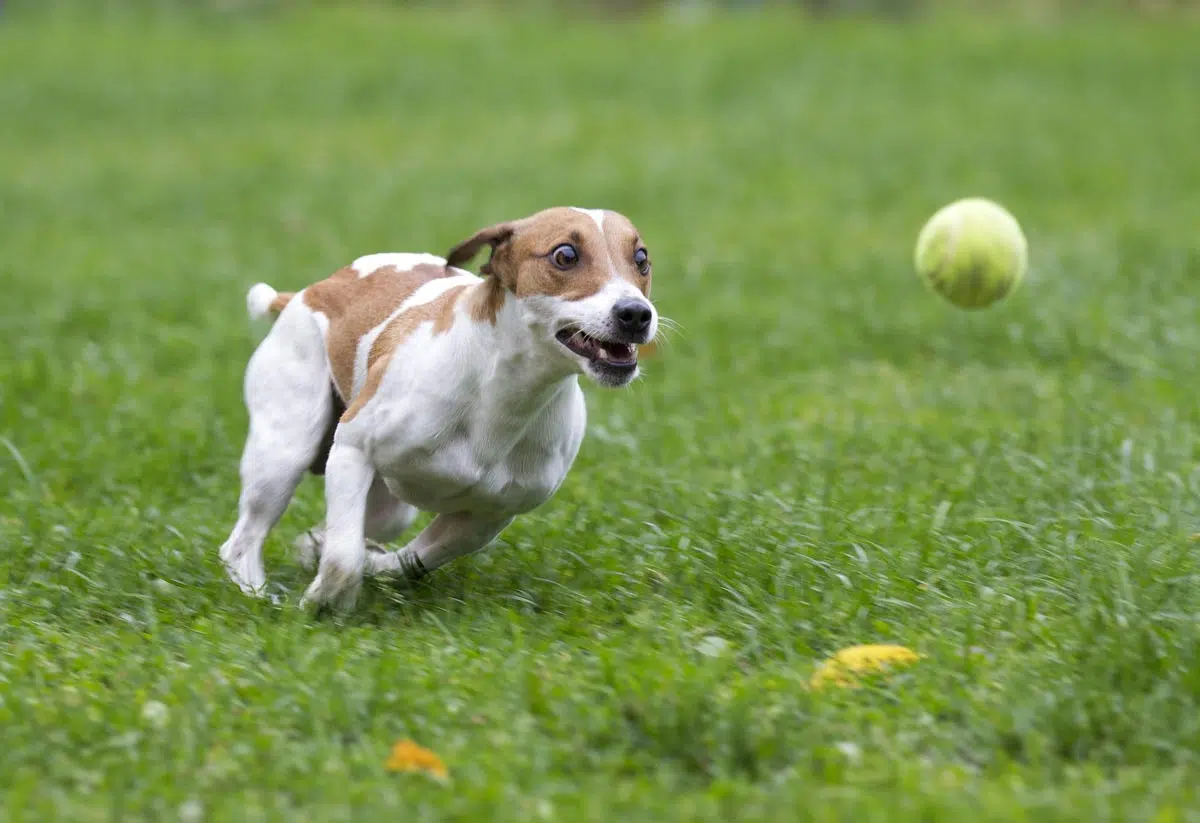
left=461, top=281, right=581, bottom=449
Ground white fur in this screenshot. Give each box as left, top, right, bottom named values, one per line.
left=221, top=230, right=656, bottom=610
left=571, top=207, right=607, bottom=231
left=246, top=283, right=279, bottom=320
left=351, top=270, right=481, bottom=397
left=294, top=284, right=591, bottom=609
left=220, top=295, right=333, bottom=595
left=351, top=253, right=445, bottom=278
left=558, top=279, right=659, bottom=344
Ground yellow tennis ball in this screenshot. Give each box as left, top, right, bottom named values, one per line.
left=914, top=197, right=1028, bottom=309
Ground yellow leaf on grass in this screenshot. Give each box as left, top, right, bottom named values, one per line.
left=810, top=644, right=922, bottom=690
left=386, top=739, right=448, bottom=781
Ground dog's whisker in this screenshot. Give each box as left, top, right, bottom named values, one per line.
left=656, top=317, right=685, bottom=338
left=649, top=326, right=684, bottom=349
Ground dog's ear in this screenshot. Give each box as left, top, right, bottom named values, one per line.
left=445, top=222, right=516, bottom=275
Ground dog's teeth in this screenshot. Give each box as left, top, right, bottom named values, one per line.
left=597, top=348, right=609, bottom=361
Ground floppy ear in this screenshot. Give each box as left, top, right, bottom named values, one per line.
left=445, top=222, right=516, bottom=275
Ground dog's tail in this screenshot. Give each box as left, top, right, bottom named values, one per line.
left=246, top=283, right=294, bottom=322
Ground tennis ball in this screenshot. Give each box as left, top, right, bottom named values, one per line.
left=914, top=197, right=1028, bottom=309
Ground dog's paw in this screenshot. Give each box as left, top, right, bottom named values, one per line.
left=220, top=543, right=267, bottom=597
left=299, top=568, right=362, bottom=613
left=294, top=527, right=324, bottom=571
left=227, top=570, right=269, bottom=599
left=296, top=527, right=389, bottom=574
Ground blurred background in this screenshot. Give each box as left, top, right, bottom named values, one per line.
left=6, top=0, right=1200, bottom=16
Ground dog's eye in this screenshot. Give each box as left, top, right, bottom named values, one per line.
left=634, top=248, right=650, bottom=276
left=550, top=244, right=579, bottom=270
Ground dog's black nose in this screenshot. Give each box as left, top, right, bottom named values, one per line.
left=613, top=299, right=653, bottom=337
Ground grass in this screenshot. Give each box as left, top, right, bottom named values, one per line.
left=2, top=5, right=1200, bottom=820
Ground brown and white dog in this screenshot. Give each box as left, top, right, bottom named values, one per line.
left=218, top=207, right=658, bottom=610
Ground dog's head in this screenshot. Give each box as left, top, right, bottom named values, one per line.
left=446, top=207, right=658, bottom=388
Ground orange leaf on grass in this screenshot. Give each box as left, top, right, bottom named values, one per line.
left=386, top=739, right=449, bottom=781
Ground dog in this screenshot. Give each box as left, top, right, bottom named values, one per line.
left=218, top=207, right=658, bottom=610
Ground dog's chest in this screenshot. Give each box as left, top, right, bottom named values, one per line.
left=372, top=385, right=586, bottom=514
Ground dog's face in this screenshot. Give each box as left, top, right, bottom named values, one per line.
left=446, top=207, right=658, bottom=387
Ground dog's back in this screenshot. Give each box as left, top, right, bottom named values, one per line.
left=247, top=253, right=478, bottom=473
left=261, top=255, right=459, bottom=399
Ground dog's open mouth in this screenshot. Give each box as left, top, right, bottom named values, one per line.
left=555, top=327, right=638, bottom=369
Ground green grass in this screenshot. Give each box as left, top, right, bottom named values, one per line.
left=2, top=6, right=1200, bottom=820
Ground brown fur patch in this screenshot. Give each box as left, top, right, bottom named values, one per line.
left=452, top=207, right=651, bottom=304
left=341, top=286, right=468, bottom=423
left=467, top=278, right=507, bottom=325
left=269, top=292, right=295, bottom=314
left=302, top=263, right=452, bottom=400
left=366, top=285, right=466, bottom=372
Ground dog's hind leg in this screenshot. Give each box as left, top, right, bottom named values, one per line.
left=220, top=297, right=332, bottom=596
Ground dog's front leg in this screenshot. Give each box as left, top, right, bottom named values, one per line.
left=299, top=443, right=374, bottom=611
left=366, top=511, right=515, bottom=582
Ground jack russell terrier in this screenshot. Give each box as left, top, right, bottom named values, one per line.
left=218, top=206, right=659, bottom=610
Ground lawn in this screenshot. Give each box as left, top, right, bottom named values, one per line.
left=2, top=4, right=1200, bottom=820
